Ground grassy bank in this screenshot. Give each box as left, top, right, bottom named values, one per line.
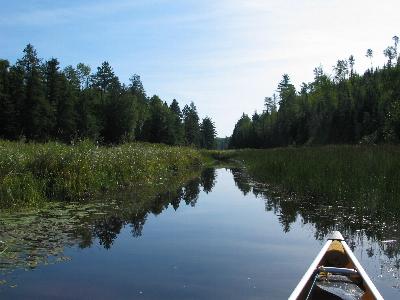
left=0, top=140, right=202, bottom=208
left=225, top=146, right=400, bottom=212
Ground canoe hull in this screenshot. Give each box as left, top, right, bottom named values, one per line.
left=288, top=231, right=383, bottom=300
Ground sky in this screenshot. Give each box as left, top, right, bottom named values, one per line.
left=1, top=0, right=400, bottom=137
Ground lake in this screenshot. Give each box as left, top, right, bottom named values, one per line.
left=0, top=168, right=399, bottom=299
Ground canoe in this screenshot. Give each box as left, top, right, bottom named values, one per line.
left=288, top=231, right=383, bottom=300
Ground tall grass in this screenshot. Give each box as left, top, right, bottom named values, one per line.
left=227, top=146, right=400, bottom=212
left=0, top=140, right=202, bottom=208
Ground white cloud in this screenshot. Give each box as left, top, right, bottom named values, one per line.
left=145, top=0, right=400, bottom=135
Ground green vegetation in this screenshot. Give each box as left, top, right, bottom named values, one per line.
left=227, top=146, right=400, bottom=212
left=0, top=168, right=216, bottom=276
left=0, top=45, right=216, bottom=147
left=0, top=140, right=202, bottom=208
left=230, top=36, right=400, bottom=148
left=215, top=137, right=230, bottom=150
left=201, top=150, right=233, bottom=162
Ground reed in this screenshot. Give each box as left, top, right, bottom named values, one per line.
left=227, top=146, right=400, bottom=212
left=0, top=140, right=202, bottom=208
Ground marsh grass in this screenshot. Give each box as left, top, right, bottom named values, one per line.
left=200, top=150, right=239, bottom=168
left=227, top=146, right=400, bottom=213
left=0, top=168, right=205, bottom=276
left=0, top=140, right=202, bottom=208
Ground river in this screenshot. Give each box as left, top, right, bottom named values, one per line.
left=0, top=168, right=399, bottom=299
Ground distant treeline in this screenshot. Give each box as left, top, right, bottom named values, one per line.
left=215, top=137, right=230, bottom=150
left=230, top=36, right=400, bottom=148
left=0, top=44, right=216, bottom=148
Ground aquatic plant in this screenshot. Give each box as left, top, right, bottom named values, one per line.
left=226, top=146, right=400, bottom=213
left=0, top=168, right=213, bottom=278
left=0, top=140, right=202, bottom=208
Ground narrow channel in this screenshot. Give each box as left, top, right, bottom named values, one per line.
left=0, top=168, right=398, bottom=299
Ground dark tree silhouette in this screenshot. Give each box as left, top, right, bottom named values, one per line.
left=0, top=45, right=217, bottom=146
left=229, top=36, right=400, bottom=148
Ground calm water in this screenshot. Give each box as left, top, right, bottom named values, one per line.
left=0, top=168, right=399, bottom=299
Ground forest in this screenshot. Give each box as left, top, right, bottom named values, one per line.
left=229, top=36, right=400, bottom=148
left=0, top=44, right=216, bottom=148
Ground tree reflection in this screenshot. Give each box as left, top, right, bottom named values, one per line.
left=94, top=216, right=123, bottom=249
left=89, top=170, right=217, bottom=248
left=230, top=168, right=400, bottom=261
left=201, top=168, right=216, bottom=193
left=171, top=188, right=183, bottom=210
left=129, top=210, right=147, bottom=238
left=231, top=168, right=252, bottom=195
left=0, top=170, right=218, bottom=275
left=183, top=178, right=201, bottom=207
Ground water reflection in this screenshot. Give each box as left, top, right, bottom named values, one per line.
left=201, top=168, right=217, bottom=193
left=231, top=168, right=400, bottom=241
left=0, top=169, right=217, bottom=276
left=230, top=167, right=400, bottom=288
left=1, top=166, right=399, bottom=294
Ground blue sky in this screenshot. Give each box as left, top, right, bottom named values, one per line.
left=1, top=0, right=400, bottom=136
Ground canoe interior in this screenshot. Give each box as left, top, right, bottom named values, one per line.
left=297, top=241, right=375, bottom=300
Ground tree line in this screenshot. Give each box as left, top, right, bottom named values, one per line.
left=0, top=44, right=216, bottom=148
left=229, top=36, right=400, bottom=148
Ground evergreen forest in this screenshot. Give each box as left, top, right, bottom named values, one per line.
left=229, top=36, right=400, bottom=148
left=0, top=44, right=216, bottom=148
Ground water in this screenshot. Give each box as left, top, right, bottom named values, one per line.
left=0, top=168, right=399, bottom=299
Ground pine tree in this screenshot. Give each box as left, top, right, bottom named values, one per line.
left=129, top=74, right=148, bottom=139
left=92, top=61, right=117, bottom=103
left=0, top=44, right=214, bottom=145
left=200, top=117, right=216, bottom=149
left=141, top=95, right=169, bottom=143
left=0, top=59, right=17, bottom=139
left=17, top=44, right=53, bottom=140
left=183, top=102, right=200, bottom=146
left=56, top=73, right=78, bottom=141
left=44, top=58, right=61, bottom=138
left=168, top=99, right=184, bottom=145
